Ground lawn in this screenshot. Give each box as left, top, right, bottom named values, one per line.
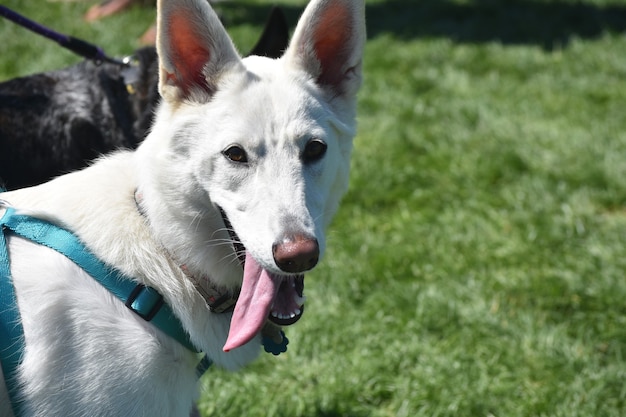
left=1, top=0, right=625, bottom=416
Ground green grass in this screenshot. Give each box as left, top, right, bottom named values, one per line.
left=2, top=0, right=626, bottom=416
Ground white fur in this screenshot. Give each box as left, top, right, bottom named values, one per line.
left=0, top=0, right=365, bottom=415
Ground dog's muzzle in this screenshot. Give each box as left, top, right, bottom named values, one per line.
left=218, top=206, right=306, bottom=327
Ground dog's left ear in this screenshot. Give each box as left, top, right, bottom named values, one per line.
left=284, top=0, right=366, bottom=99
left=156, top=0, right=242, bottom=103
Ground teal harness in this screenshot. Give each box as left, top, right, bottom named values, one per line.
left=0, top=201, right=288, bottom=416
left=0, top=205, right=210, bottom=416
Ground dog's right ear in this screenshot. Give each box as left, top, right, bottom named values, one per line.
left=156, top=0, right=242, bottom=104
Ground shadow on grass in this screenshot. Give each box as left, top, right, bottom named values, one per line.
left=219, top=0, right=626, bottom=50
left=367, top=0, right=626, bottom=49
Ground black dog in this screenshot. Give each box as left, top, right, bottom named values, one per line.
left=0, top=7, right=288, bottom=190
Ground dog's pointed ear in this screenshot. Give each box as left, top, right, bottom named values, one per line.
left=284, top=0, right=366, bottom=99
left=156, top=0, right=242, bottom=103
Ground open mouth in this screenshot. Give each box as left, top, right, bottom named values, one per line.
left=270, top=275, right=305, bottom=326
left=219, top=208, right=306, bottom=352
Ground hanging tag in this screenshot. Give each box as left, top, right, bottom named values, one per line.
left=261, top=322, right=288, bottom=355
left=121, top=55, right=140, bottom=95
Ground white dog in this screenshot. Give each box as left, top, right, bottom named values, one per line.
left=0, top=0, right=365, bottom=415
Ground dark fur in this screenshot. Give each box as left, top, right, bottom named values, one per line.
left=0, top=7, right=289, bottom=190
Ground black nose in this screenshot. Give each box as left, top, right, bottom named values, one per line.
left=272, top=234, right=320, bottom=273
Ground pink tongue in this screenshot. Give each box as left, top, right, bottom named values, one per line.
left=223, top=252, right=281, bottom=352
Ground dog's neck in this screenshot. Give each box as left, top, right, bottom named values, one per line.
left=133, top=189, right=238, bottom=314
left=132, top=188, right=289, bottom=353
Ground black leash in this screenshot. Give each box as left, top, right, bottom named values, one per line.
left=0, top=5, right=127, bottom=67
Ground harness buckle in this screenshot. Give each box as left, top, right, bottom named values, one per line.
left=125, top=284, right=165, bottom=321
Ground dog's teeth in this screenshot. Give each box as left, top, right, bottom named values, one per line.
left=269, top=307, right=302, bottom=321
left=293, top=294, right=306, bottom=307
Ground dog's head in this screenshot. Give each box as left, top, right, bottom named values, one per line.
left=144, top=0, right=365, bottom=352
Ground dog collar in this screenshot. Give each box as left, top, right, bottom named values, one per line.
left=180, top=264, right=238, bottom=313
left=132, top=191, right=289, bottom=355
left=133, top=190, right=239, bottom=314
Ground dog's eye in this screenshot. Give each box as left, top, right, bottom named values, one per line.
left=303, top=139, right=327, bottom=163
left=223, top=145, right=248, bottom=163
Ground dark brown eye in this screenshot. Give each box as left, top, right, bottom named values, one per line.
left=303, top=139, right=327, bottom=163
left=223, top=145, right=248, bottom=163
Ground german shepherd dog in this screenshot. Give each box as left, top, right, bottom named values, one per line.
left=0, top=6, right=289, bottom=190
left=0, top=0, right=365, bottom=415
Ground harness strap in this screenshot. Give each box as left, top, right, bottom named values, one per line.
left=0, top=209, right=25, bottom=417
left=0, top=207, right=199, bottom=352
left=0, top=207, right=212, bottom=416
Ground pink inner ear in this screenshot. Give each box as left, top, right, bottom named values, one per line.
left=312, top=3, right=353, bottom=89
left=167, top=12, right=212, bottom=95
